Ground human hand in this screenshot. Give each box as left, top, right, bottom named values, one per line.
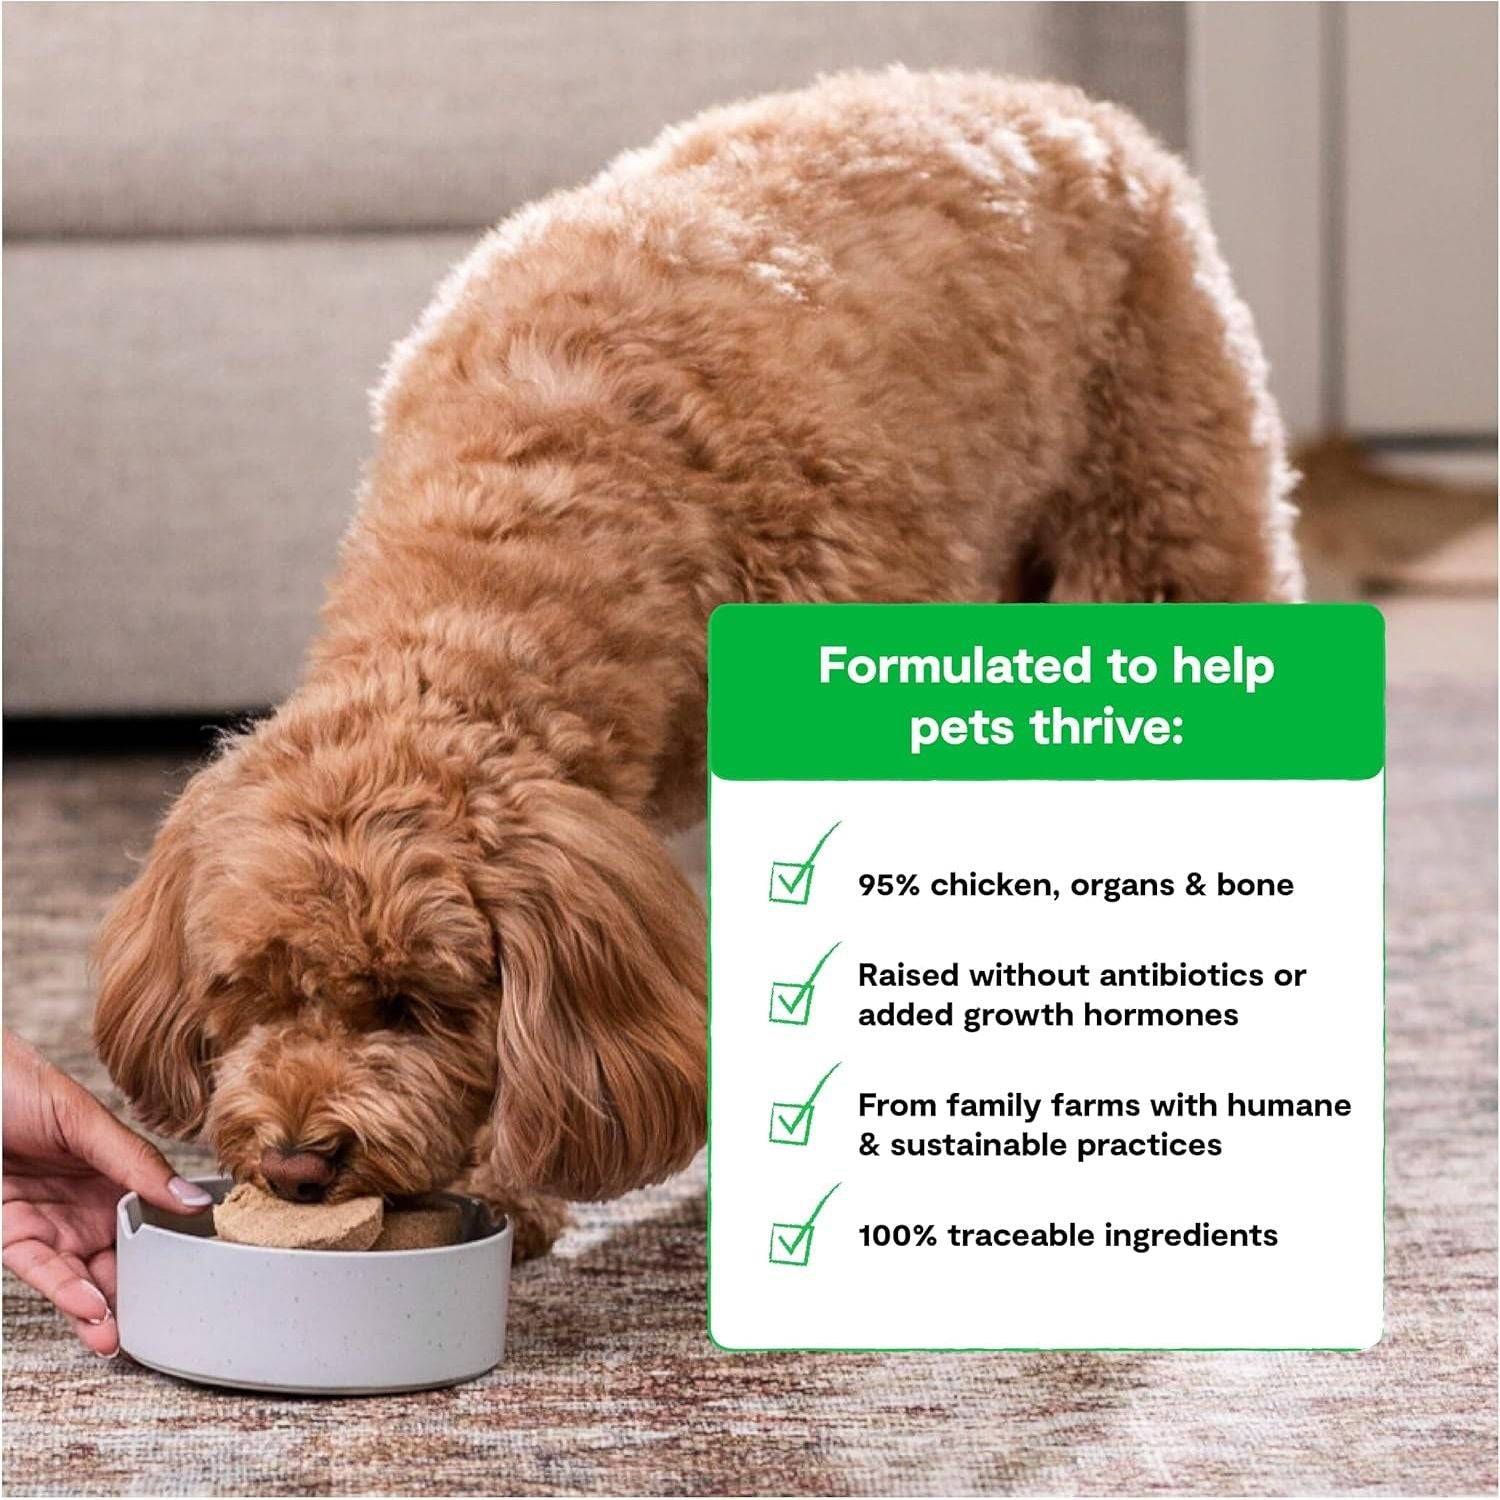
left=2, top=1029, right=212, bottom=1355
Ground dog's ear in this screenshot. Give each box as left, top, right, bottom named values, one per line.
left=470, top=780, right=706, bottom=1201
left=94, top=770, right=219, bottom=1137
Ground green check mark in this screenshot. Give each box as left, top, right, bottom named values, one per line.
left=768, top=821, right=842, bottom=904
left=768, top=1182, right=842, bottom=1267
left=768, top=941, right=841, bottom=1026
left=769, top=1062, right=841, bottom=1146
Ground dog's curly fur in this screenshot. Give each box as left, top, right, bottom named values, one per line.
left=95, top=72, right=1300, bottom=1256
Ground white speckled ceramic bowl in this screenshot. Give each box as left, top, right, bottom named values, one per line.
left=116, top=1177, right=511, bottom=1395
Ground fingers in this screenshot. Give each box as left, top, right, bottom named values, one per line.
left=4, top=1239, right=122, bottom=1356
left=80, top=1250, right=122, bottom=1353
left=1, top=1200, right=57, bottom=1249
left=55, top=1085, right=211, bottom=1215
left=3, top=1237, right=112, bottom=1324
left=87, top=1247, right=119, bottom=1305
left=68, top=1311, right=120, bottom=1357
left=6, top=1028, right=209, bottom=1213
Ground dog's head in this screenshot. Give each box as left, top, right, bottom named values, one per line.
left=94, top=730, right=705, bottom=1204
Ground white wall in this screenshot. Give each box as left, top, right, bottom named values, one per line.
left=1189, top=3, right=1326, bottom=442
left=1189, top=2, right=1497, bottom=444
left=1343, top=3, right=1497, bottom=435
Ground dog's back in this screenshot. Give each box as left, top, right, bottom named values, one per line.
left=373, top=73, right=1186, bottom=589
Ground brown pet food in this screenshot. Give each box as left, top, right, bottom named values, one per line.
left=371, top=1203, right=463, bottom=1251
left=213, top=1183, right=384, bottom=1251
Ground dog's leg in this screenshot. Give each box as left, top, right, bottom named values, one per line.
left=454, top=1160, right=573, bottom=1260
left=1042, top=181, right=1304, bottom=605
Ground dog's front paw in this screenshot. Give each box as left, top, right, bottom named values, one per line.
left=502, top=1194, right=573, bottom=1260
left=455, top=1170, right=571, bottom=1260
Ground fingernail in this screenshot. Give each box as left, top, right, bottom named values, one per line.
left=95, top=1346, right=120, bottom=1360
left=86, top=1307, right=114, bottom=1328
left=78, top=1282, right=110, bottom=1320
left=169, top=1176, right=213, bottom=1207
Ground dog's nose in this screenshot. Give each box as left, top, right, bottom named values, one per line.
left=259, top=1145, right=340, bottom=1203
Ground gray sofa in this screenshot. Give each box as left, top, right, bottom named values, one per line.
left=4, top=1, right=1185, bottom=713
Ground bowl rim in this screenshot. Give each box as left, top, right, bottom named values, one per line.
left=118, top=1175, right=513, bottom=1262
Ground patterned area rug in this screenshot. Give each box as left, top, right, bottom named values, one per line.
left=4, top=661, right=1495, bottom=1495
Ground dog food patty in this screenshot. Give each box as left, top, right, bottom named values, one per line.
left=211, top=1186, right=465, bottom=1251
left=213, top=1184, right=385, bottom=1250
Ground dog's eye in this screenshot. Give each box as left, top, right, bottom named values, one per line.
left=377, top=993, right=421, bottom=1030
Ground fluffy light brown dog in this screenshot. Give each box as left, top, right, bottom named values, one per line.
left=95, top=71, right=1301, bottom=1257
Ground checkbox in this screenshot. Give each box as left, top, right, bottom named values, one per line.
left=767, top=821, right=840, bottom=906
left=769, top=980, right=814, bottom=1025
left=766, top=1063, right=839, bottom=1146
left=768, top=861, right=814, bottom=904
left=768, top=1222, right=815, bottom=1265
left=767, top=1183, right=840, bottom=1269
left=767, top=942, right=840, bottom=1027
left=768, top=1102, right=815, bottom=1145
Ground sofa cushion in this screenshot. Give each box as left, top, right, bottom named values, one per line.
left=3, top=232, right=473, bottom=713
left=4, top=1, right=1185, bottom=237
